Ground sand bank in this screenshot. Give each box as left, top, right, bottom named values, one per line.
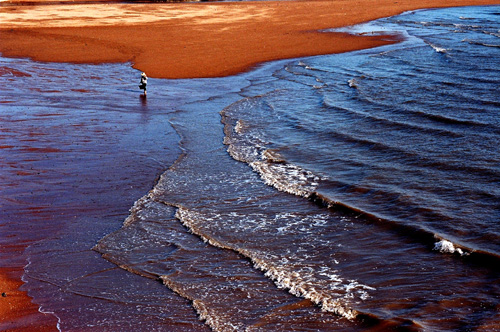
left=1, top=0, right=498, bottom=78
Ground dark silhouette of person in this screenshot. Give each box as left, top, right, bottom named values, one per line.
left=139, top=72, right=148, bottom=96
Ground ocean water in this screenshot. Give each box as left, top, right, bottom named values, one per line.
left=97, top=6, right=500, bottom=331
left=2, top=5, right=499, bottom=332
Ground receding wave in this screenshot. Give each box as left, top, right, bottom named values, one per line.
left=175, top=206, right=360, bottom=320
left=100, top=189, right=371, bottom=324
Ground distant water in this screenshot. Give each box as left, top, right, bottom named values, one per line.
left=2, top=5, right=498, bottom=332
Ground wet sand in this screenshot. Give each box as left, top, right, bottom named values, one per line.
left=0, top=59, right=184, bottom=330
left=0, top=268, right=57, bottom=331
left=1, top=0, right=498, bottom=330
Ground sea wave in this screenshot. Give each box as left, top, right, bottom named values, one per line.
left=175, top=206, right=360, bottom=320
left=221, top=97, right=500, bottom=268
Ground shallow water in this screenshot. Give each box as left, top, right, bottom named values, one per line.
left=2, top=5, right=499, bottom=332
left=0, top=58, right=208, bottom=330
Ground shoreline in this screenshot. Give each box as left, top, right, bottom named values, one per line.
left=1, top=0, right=499, bottom=79
left=1, top=0, right=498, bottom=330
left=0, top=268, right=58, bottom=332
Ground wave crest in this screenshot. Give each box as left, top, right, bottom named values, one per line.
left=433, top=238, right=469, bottom=256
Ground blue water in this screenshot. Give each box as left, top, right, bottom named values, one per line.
left=223, top=6, right=500, bottom=256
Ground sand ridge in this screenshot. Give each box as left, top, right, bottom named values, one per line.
left=0, top=3, right=273, bottom=28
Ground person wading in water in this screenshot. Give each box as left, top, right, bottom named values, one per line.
left=139, top=72, right=148, bottom=96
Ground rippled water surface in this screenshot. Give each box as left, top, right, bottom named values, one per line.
left=2, top=5, right=499, bottom=332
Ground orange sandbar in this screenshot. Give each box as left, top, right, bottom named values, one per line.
left=1, top=0, right=498, bottom=78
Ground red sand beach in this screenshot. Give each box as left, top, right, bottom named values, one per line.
left=1, top=0, right=499, bottom=79
left=1, top=0, right=498, bottom=330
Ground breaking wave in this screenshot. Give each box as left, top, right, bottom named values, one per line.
left=221, top=96, right=500, bottom=269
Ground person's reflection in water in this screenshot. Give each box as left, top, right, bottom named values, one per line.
left=140, top=93, right=147, bottom=107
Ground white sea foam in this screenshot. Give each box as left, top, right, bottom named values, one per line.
left=221, top=103, right=375, bottom=317
left=427, top=43, right=448, bottom=53
left=249, top=157, right=319, bottom=198
left=223, top=107, right=322, bottom=198
left=348, top=78, right=358, bottom=88
left=174, top=206, right=372, bottom=321
left=250, top=255, right=360, bottom=320
left=433, top=239, right=468, bottom=256
left=234, top=119, right=245, bottom=134
left=22, top=258, right=63, bottom=332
